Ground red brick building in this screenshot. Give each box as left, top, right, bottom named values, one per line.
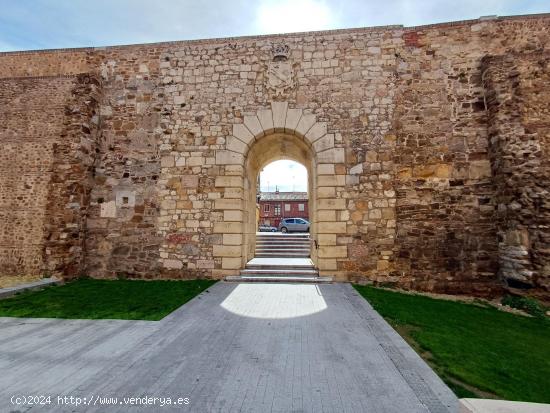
left=258, top=192, right=309, bottom=228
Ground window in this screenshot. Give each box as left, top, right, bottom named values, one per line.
left=274, top=205, right=281, bottom=216
left=122, top=197, right=129, bottom=205
left=298, top=203, right=304, bottom=211
left=263, top=204, right=270, bottom=213
left=285, top=204, right=290, bottom=212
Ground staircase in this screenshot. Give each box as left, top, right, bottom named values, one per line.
left=254, top=233, right=311, bottom=258
left=225, top=233, right=333, bottom=283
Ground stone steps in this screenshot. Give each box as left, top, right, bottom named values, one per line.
left=240, top=268, right=319, bottom=276
left=225, top=253, right=331, bottom=283
left=224, top=236, right=328, bottom=283
left=255, top=233, right=311, bottom=258
left=226, top=275, right=332, bottom=283
left=255, top=252, right=310, bottom=258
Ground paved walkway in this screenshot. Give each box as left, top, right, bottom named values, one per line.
left=0, top=283, right=457, bottom=412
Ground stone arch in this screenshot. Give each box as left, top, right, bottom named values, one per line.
left=213, top=102, right=347, bottom=275
left=243, top=133, right=316, bottom=265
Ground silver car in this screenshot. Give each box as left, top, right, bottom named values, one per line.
left=278, top=218, right=310, bottom=233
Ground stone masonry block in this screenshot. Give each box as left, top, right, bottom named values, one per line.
left=222, top=257, right=242, bottom=270
left=161, top=155, right=175, bottom=167
left=318, top=198, right=346, bottom=210
left=181, top=175, right=199, bottom=188
left=232, top=124, right=254, bottom=145
left=213, top=245, right=241, bottom=257
left=295, top=113, right=316, bottom=137
left=271, top=101, right=288, bottom=132
left=318, top=245, right=348, bottom=258
left=214, top=199, right=243, bottom=210
left=244, top=115, right=263, bottom=138
left=318, top=210, right=337, bottom=222
left=318, top=221, right=347, bottom=234
left=318, top=175, right=345, bottom=187
left=349, top=163, right=363, bottom=175
left=163, top=259, right=183, bottom=269
left=313, top=133, right=334, bottom=152
left=257, top=109, right=274, bottom=134
left=213, top=222, right=242, bottom=234
left=223, top=234, right=242, bottom=245
left=317, top=164, right=335, bottom=175
left=215, top=176, right=243, bottom=188
left=100, top=201, right=116, bottom=218
left=318, top=148, right=345, bottom=164
left=224, top=210, right=243, bottom=222
left=197, top=260, right=215, bottom=269
left=216, top=150, right=244, bottom=165
left=224, top=187, right=244, bottom=199
left=226, top=135, right=248, bottom=154
left=305, top=122, right=327, bottom=144
left=285, top=108, right=302, bottom=133
left=318, top=233, right=337, bottom=246
left=317, top=258, right=337, bottom=271
left=318, top=186, right=336, bottom=198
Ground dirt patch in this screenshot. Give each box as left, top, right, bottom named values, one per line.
left=0, top=275, right=43, bottom=289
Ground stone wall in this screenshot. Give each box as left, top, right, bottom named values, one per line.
left=0, top=74, right=101, bottom=278
left=0, top=76, right=76, bottom=276
left=483, top=51, right=550, bottom=297
left=0, top=14, right=549, bottom=298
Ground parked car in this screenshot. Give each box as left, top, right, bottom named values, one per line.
left=278, top=218, right=310, bottom=233
left=258, top=224, right=277, bottom=232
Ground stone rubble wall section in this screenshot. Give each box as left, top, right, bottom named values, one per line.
left=0, top=15, right=549, bottom=296
left=42, top=73, right=103, bottom=278
left=0, top=76, right=75, bottom=275
left=483, top=51, right=550, bottom=295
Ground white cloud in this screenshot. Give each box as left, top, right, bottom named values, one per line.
left=260, top=160, right=308, bottom=192
left=1, top=1, right=547, bottom=51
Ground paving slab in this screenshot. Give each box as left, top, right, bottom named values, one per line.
left=0, top=282, right=457, bottom=412
left=459, top=398, right=550, bottom=413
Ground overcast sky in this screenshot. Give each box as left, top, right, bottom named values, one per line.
left=0, top=0, right=547, bottom=52
left=260, top=161, right=308, bottom=193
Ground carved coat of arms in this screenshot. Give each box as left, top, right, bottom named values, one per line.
left=266, top=44, right=295, bottom=97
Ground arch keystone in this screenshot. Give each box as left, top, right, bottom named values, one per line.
left=271, top=101, right=288, bottom=132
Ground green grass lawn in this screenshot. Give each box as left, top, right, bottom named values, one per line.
left=0, top=278, right=217, bottom=321
left=353, top=285, right=550, bottom=403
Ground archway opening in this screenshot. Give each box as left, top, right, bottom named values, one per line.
left=242, top=133, right=317, bottom=266
left=258, top=160, right=308, bottom=230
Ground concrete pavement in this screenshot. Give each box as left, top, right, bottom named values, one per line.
left=0, top=282, right=457, bottom=412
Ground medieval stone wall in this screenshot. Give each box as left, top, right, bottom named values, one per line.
left=483, top=51, right=550, bottom=297
left=0, top=14, right=549, bottom=297
left=0, top=76, right=75, bottom=275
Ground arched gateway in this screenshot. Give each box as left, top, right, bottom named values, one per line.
left=211, top=102, right=346, bottom=277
